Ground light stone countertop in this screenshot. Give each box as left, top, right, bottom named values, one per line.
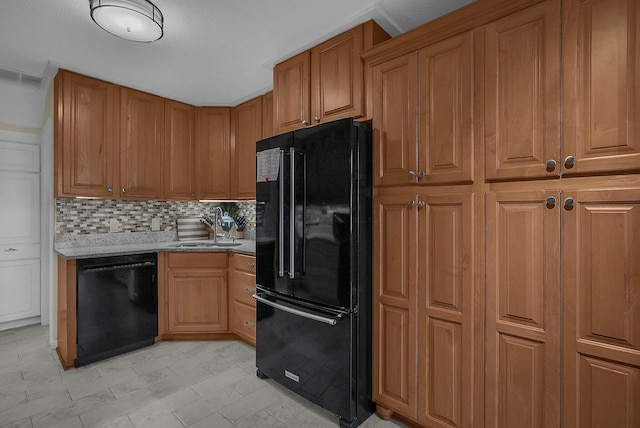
left=54, top=231, right=256, bottom=260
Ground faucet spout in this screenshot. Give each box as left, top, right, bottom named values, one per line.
left=213, top=207, right=224, bottom=243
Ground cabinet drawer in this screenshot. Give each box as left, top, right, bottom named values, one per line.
left=232, top=271, right=256, bottom=307
left=167, top=252, right=227, bottom=269
left=233, top=301, right=256, bottom=342
left=231, top=253, right=256, bottom=274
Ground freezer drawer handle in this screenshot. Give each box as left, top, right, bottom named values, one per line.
left=252, top=294, right=342, bottom=326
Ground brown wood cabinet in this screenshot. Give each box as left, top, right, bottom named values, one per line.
left=54, top=70, right=119, bottom=198
left=373, top=187, right=475, bottom=426
left=562, top=187, right=640, bottom=427
left=274, top=21, right=389, bottom=134
left=485, top=190, right=561, bottom=427
left=562, top=0, right=640, bottom=176
left=119, top=87, right=164, bottom=199
left=484, top=1, right=561, bottom=181
left=372, top=32, right=474, bottom=187
left=164, top=100, right=196, bottom=200
left=262, top=91, right=274, bottom=138
left=231, top=97, right=262, bottom=200
left=161, top=252, right=228, bottom=335
left=229, top=253, right=257, bottom=346
left=196, top=107, right=231, bottom=199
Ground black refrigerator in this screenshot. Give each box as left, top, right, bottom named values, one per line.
left=254, top=118, right=373, bottom=428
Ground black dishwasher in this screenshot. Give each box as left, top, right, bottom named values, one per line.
left=76, top=253, right=158, bottom=367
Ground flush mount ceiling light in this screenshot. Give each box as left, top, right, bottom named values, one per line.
left=89, top=0, right=163, bottom=42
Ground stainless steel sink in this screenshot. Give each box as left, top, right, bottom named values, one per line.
left=212, top=242, right=242, bottom=247
left=168, top=241, right=241, bottom=248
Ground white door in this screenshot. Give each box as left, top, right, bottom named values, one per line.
left=0, top=141, right=41, bottom=326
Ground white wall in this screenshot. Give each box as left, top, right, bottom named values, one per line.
left=0, top=80, right=48, bottom=129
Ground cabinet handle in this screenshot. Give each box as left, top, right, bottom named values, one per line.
left=546, top=196, right=556, bottom=209
left=408, top=200, right=416, bottom=207
left=302, top=120, right=308, bottom=126
left=4, top=248, right=17, bottom=252
left=564, top=198, right=575, bottom=210
left=245, top=320, right=256, bottom=328
left=244, top=262, right=255, bottom=268
left=191, top=192, right=195, bottom=197
left=245, top=287, right=256, bottom=294
left=107, top=187, right=113, bottom=193
left=314, top=116, right=320, bottom=123
left=417, top=200, right=426, bottom=209
left=122, top=188, right=126, bottom=193
left=546, top=159, right=557, bottom=172
left=408, top=170, right=416, bottom=179
left=418, top=171, right=425, bottom=178
left=564, top=156, right=575, bottom=169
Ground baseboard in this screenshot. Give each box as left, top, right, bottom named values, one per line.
left=0, top=316, right=41, bottom=332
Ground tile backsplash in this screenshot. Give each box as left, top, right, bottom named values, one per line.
left=55, top=199, right=256, bottom=238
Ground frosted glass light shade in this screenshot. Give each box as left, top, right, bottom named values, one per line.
left=90, top=0, right=163, bottom=42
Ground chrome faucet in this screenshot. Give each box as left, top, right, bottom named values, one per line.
left=213, top=207, right=224, bottom=243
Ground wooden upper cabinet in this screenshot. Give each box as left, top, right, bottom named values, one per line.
left=196, top=107, right=231, bottom=199
left=372, top=52, right=419, bottom=186
left=273, top=51, right=310, bottom=134
left=419, top=31, right=474, bottom=184
left=55, top=70, right=118, bottom=198
left=274, top=21, right=390, bottom=134
left=484, top=0, right=561, bottom=181
left=120, top=88, right=164, bottom=199
left=262, top=91, right=274, bottom=139
left=232, top=97, right=262, bottom=199
left=485, top=190, right=561, bottom=428
left=562, top=188, right=640, bottom=427
left=562, top=0, right=640, bottom=176
left=164, top=100, right=195, bottom=200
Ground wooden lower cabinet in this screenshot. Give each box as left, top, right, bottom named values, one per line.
left=373, top=187, right=476, bottom=426
left=160, top=252, right=229, bottom=336
left=229, top=253, right=256, bottom=346
left=485, top=184, right=640, bottom=427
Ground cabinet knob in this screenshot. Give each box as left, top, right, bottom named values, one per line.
left=564, top=156, right=575, bottom=169
left=122, top=188, right=126, bottom=193
left=302, top=120, right=308, bottom=126
left=191, top=192, right=195, bottom=197
left=245, top=287, right=256, bottom=294
left=408, top=170, right=416, bottom=179
left=244, top=262, right=255, bottom=268
left=546, top=196, right=556, bottom=209
left=245, top=320, right=256, bottom=328
left=418, top=171, right=425, bottom=179
left=417, top=200, right=426, bottom=209
left=408, top=200, right=416, bottom=207
left=200, top=192, right=205, bottom=197
left=546, top=159, right=557, bottom=172
left=564, top=197, right=575, bottom=210
left=107, top=187, right=113, bottom=193
left=314, top=116, right=320, bottom=123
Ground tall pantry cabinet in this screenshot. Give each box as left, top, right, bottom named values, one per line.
left=365, top=0, right=640, bottom=426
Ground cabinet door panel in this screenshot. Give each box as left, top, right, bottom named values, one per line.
left=417, top=191, right=474, bottom=427
left=563, top=0, right=640, bottom=175
left=167, top=269, right=228, bottom=333
left=484, top=1, right=561, bottom=180
left=232, top=97, right=261, bottom=200
left=273, top=51, right=310, bottom=134
left=419, top=32, right=474, bottom=184
left=372, top=53, right=419, bottom=186
left=164, top=100, right=195, bottom=200
left=372, top=191, right=418, bottom=417
left=311, top=26, right=363, bottom=123
left=0, top=259, right=40, bottom=323
left=196, top=107, right=230, bottom=199
left=562, top=188, right=640, bottom=427
left=485, top=190, right=560, bottom=427
left=120, top=88, right=163, bottom=199
left=56, top=70, right=117, bottom=197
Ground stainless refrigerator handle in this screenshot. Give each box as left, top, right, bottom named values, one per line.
left=289, top=148, right=296, bottom=279
left=278, top=149, right=285, bottom=277
left=253, top=294, right=342, bottom=326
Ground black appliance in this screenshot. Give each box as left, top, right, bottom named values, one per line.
left=76, top=253, right=158, bottom=367
left=254, top=118, right=373, bottom=427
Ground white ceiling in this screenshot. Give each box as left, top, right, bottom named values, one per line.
left=0, top=0, right=474, bottom=106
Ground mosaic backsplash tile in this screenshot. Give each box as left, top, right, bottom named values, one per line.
left=55, top=199, right=256, bottom=238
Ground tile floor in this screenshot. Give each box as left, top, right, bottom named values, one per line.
left=0, top=325, right=408, bottom=428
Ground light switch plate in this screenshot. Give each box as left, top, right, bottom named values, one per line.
left=151, top=218, right=161, bottom=231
